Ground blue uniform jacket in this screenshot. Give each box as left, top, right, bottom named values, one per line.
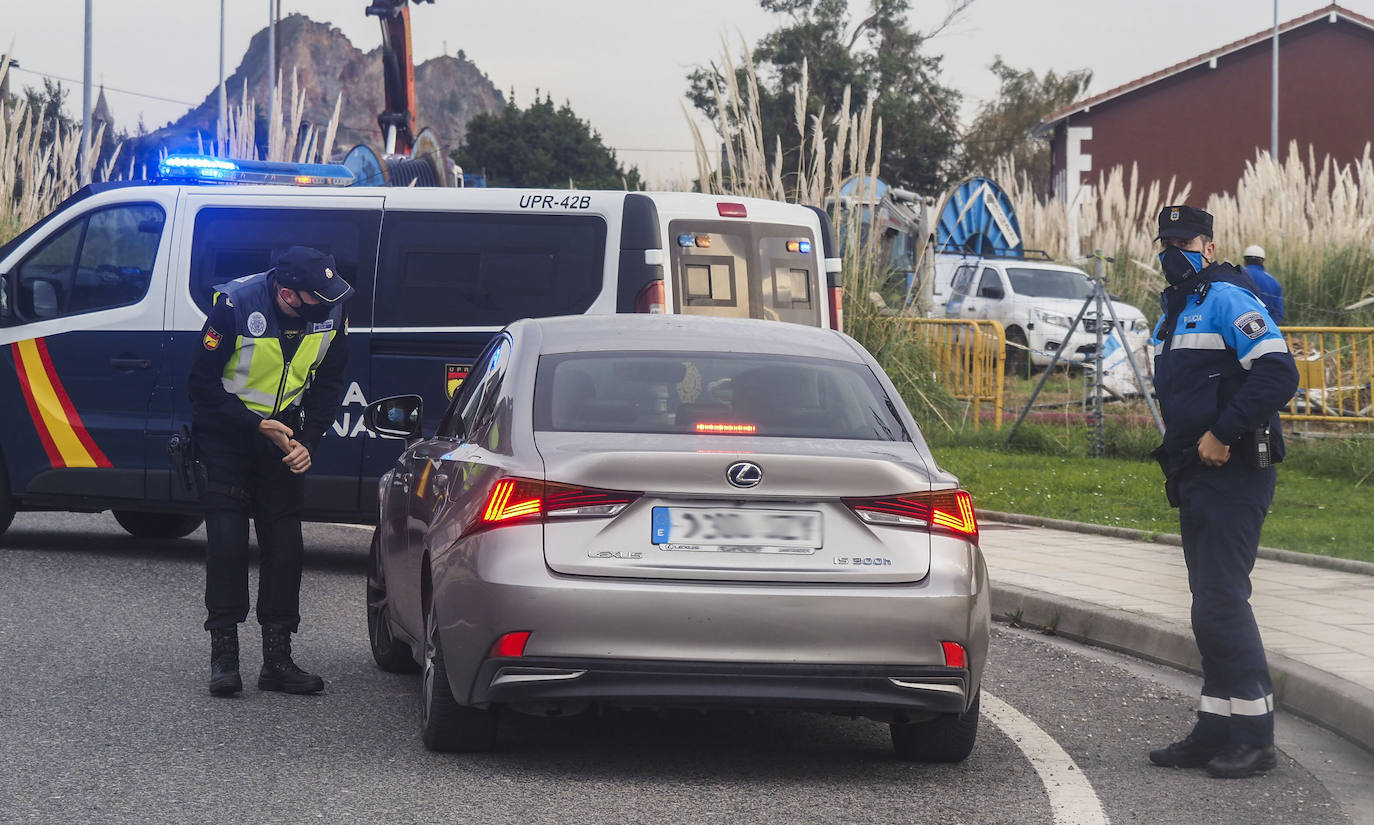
left=1243, top=263, right=1286, bottom=323
left=1151, top=263, right=1299, bottom=466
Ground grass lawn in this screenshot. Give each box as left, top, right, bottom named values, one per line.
left=932, top=446, right=1374, bottom=564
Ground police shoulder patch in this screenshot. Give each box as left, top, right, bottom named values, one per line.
left=1234, top=310, right=1267, bottom=339
left=203, top=328, right=223, bottom=351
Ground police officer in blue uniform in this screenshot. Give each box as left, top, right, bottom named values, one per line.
left=1242, top=245, right=1286, bottom=324
left=1146, top=206, right=1299, bottom=779
left=189, top=246, right=353, bottom=697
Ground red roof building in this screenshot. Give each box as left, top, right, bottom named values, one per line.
left=1039, top=4, right=1374, bottom=207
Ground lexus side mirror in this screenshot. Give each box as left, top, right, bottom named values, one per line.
left=364, top=395, right=423, bottom=440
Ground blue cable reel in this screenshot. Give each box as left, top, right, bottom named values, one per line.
left=935, top=176, right=1023, bottom=258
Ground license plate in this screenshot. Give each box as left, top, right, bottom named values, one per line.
left=650, top=506, right=822, bottom=552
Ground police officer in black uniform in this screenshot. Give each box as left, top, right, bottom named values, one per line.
left=1146, top=206, right=1299, bottom=779
left=189, top=246, right=353, bottom=697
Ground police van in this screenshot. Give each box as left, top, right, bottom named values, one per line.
left=0, top=156, right=841, bottom=539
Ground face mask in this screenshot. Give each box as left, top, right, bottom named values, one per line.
left=1158, top=246, right=1207, bottom=286
left=283, top=289, right=333, bottom=322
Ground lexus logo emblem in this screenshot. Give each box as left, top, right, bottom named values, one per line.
left=726, top=461, right=762, bottom=488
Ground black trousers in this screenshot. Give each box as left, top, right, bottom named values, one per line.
left=196, top=424, right=305, bottom=633
left=1177, top=459, right=1277, bottom=747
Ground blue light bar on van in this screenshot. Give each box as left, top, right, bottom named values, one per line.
left=157, top=154, right=355, bottom=186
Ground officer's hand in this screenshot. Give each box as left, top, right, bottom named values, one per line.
left=259, top=419, right=295, bottom=454
left=282, top=440, right=311, bottom=474
left=1197, top=431, right=1230, bottom=467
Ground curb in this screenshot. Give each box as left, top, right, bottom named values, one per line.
left=991, top=583, right=1374, bottom=757
left=980, top=510, right=1374, bottom=577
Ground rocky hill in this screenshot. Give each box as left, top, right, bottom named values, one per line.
left=136, top=13, right=503, bottom=164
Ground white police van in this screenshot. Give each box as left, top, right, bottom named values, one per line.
left=0, top=155, right=840, bottom=539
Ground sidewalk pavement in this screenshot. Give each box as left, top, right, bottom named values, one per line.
left=978, top=513, right=1374, bottom=756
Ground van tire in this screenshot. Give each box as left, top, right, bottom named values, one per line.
left=1005, top=327, right=1029, bottom=379
left=113, top=511, right=204, bottom=540
left=0, top=460, right=15, bottom=541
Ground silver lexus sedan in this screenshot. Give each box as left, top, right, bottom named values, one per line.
left=363, top=314, right=989, bottom=761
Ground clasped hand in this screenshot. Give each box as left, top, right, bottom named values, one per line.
left=258, top=419, right=312, bottom=474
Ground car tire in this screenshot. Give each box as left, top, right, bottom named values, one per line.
left=112, top=511, right=204, bottom=540
left=890, top=690, right=980, bottom=763
left=1005, top=327, right=1029, bottom=379
left=367, top=532, right=419, bottom=673
left=420, top=596, right=498, bottom=753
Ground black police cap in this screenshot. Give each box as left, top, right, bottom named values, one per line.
left=1155, top=205, right=1214, bottom=241
left=271, top=246, right=354, bottom=303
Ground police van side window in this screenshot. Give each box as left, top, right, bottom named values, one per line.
left=14, top=203, right=163, bottom=320
left=375, top=212, right=607, bottom=328
left=188, top=207, right=382, bottom=324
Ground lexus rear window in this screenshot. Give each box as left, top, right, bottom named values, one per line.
left=374, top=212, right=607, bottom=327
left=533, top=352, right=907, bottom=441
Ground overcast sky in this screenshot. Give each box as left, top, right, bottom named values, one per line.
left=6, top=1, right=1368, bottom=185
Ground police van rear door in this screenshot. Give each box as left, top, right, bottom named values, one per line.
left=165, top=189, right=384, bottom=521
left=652, top=195, right=828, bottom=328
left=361, top=188, right=620, bottom=498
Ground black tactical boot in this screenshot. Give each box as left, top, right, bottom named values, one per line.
left=1206, top=743, right=1277, bottom=779
left=209, top=627, right=243, bottom=696
left=258, top=624, right=325, bottom=694
left=1148, top=733, right=1223, bottom=768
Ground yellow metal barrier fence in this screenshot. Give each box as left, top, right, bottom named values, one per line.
left=1280, top=326, right=1374, bottom=424
left=892, top=318, right=1006, bottom=429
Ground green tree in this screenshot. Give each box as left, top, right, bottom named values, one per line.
left=22, top=79, right=79, bottom=152
left=687, top=0, right=970, bottom=196
left=454, top=93, right=642, bottom=189
left=963, top=57, right=1091, bottom=192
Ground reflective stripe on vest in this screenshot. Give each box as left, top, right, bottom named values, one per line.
left=221, top=330, right=336, bottom=416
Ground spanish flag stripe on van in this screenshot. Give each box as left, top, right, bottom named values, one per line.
left=11, top=338, right=111, bottom=469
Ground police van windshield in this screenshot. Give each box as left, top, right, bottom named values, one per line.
left=534, top=351, right=905, bottom=441
left=669, top=221, right=820, bottom=326
left=1006, top=267, right=1093, bottom=300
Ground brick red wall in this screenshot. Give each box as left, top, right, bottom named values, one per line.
left=1050, top=18, right=1374, bottom=204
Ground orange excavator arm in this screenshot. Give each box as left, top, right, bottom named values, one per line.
left=365, top=0, right=433, bottom=156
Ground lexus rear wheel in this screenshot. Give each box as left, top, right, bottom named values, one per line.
left=112, top=511, right=203, bottom=540
left=420, top=597, right=497, bottom=753
left=891, top=690, right=980, bottom=763
left=367, top=532, right=419, bottom=673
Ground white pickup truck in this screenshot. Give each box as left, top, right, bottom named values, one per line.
left=936, top=254, right=1151, bottom=377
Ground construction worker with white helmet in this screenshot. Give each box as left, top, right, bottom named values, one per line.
left=1242, top=245, right=1285, bottom=323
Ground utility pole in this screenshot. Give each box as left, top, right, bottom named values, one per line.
left=1271, top=0, right=1280, bottom=161
left=267, top=0, right=277, bottom=112
left=218, top=0, right=227, bottom=154
left=81, top=0, right=93, bottom=185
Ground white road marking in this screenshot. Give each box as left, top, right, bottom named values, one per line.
left=983, top=690, right=1110, bottom=825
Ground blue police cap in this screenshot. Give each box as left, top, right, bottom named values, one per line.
left=272, top=246, right=353, bottom=303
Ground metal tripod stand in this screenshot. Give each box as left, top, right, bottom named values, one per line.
left=1006, top=250, right=1165, bottom=454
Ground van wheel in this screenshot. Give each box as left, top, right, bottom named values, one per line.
left=368, top=532, right=419, bottom=673
left=0, top=465, right=15, bottom=541
left=891, top=690, right=980, bottom=762
left=1004, top=328, right=1029, bottom=379
left=421, top=596, right=498, bottom=752
left=112, top=511, right=204, bottom=540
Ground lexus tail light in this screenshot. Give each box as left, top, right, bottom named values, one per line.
left=467, top=477, right=641, bottom=536
left=842, top=489, right=978, bottom=542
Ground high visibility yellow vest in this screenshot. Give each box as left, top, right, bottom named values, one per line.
left=213, top=273, right=342, bottom=418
